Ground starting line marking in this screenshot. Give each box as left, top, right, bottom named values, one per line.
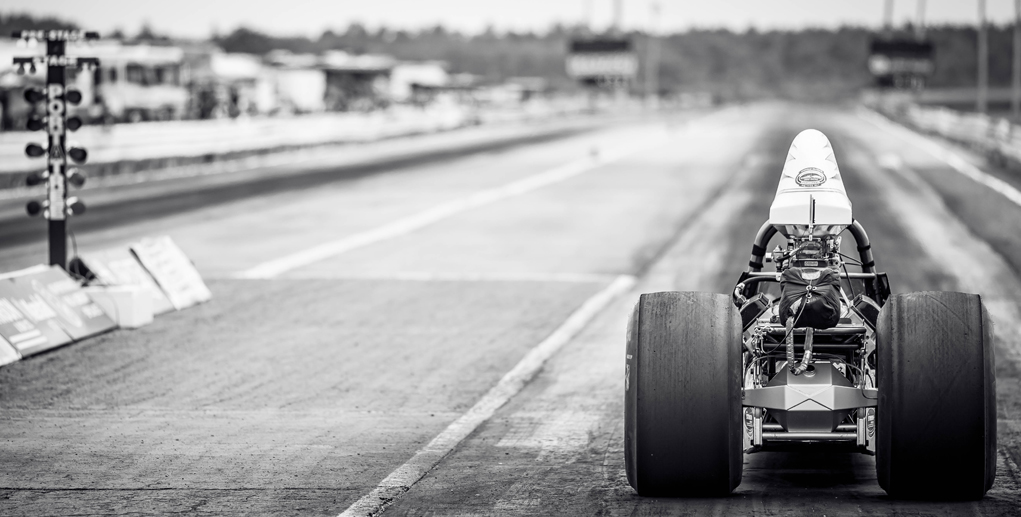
left=234, top=133, right=669, bottom=280
left=259, top=271, right=618, bottom=284
left=335, top=274, right=636, bottom=517
left=859, top=108, right=1021, bottom=209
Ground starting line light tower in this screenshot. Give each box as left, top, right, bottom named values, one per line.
left=12, top=29, right=100, bottom=269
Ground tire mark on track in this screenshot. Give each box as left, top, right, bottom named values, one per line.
left=859, top=109, right=1021, bottom=209
left=837, top=115, right=1021, bottom=500
left=231, top=271, right=617, bottom=284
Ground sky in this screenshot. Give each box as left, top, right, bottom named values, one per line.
left=2, top=0, right=1018, bottom=39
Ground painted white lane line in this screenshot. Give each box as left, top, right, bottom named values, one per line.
left=234, top=134, right=669, bottom=279
left=228, top=271, right=618, bottom=284
left=859, top=108, right=1021, bottom=209
left=336, top=274, right=637, bottom=517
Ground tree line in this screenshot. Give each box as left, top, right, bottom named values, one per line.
left=2, top=13, right=1016, bottom=101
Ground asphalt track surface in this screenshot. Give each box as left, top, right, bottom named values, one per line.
left=1, top=103, right=1020, bottom=516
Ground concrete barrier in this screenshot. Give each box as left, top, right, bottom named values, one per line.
left=867, top=95, right=1021, bottom=167
left=0, top=99, right=593, bottom=188
left=0, top=104, right=473, bottom=176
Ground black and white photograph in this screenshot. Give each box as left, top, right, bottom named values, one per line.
left=0, top=0, right=1019, bottom=515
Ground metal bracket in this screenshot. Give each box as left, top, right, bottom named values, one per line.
left=743, top=384, right=877, bottom=411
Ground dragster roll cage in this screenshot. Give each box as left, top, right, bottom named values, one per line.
left=735, top=220, right=892, bottom=306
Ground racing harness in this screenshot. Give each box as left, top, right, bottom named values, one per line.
left=779, top=268, right=841, bottom=375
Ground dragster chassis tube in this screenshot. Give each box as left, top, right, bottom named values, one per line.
left=747, top=220, right=876, bottom=274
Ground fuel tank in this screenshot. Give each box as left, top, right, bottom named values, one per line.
left=769, top=129, right=852, bottom=237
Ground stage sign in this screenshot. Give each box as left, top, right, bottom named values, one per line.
left=79, top=248, right=175, bottom=315
left=131, top=236, right=212, bottom=310
left=868, top=39, right=934, bottom=88
left=9, top=266, right=117, bottom=341
left=566, top=38, right=638, bottom=80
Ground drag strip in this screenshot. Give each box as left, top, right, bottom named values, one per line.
left=6, top=103, right=1019, bottom=516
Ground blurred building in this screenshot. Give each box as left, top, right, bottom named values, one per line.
left=469, top=78, right=539, bottom=107
left=319, top=50, right=394, bottom=111
left=84, top=42, right=188, bottom=123
left=0, top=40, right=190, bottom=126
left=0, top=37, right=503, bottom=129
left=182, top=46, right=270, bottom=119
left=390, top=61, right=450, bottom=104
left=265, top=50, right=326, bottom=114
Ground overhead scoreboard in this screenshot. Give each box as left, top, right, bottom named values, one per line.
left=566, top=38, right=638, bottom=86
left=868, top=39, right=934, bottom=89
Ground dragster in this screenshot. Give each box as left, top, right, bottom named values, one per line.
left=624, top=129, right=996, bottom=499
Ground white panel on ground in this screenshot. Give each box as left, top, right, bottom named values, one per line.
left=79, top=248, right=176, bottom=315
left=9, top=267, right=118, bottom=341
left=130, top=236, right=212, bottom=310
left=83, top=286, right=153, bottom=329
left=0, top=277, right=73, bottom=357
left=0, top=335, right=20, bottom=367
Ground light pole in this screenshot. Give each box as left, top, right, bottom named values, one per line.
left=645, top=1, right=660, bottom=108
left=978, top=0, right=989, bottom=114
left=613, top=0, right=623, bottom=33
left=1013, top=0, right=1021, bottom=119
left=884, top=0, right=895, bottom=37
left=916, top=0, right=927, bottom=39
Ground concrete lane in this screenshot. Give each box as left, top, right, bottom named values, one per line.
left=0, top=107, right=767, bottom=515
left=384, top=105, right=1021, bottom=516
left=282, top=109, right=763, bottom=280
left=0, top=115, right=624, bottom=252
left=0, top=114, right=633, bottom=272
left=0, top=114, right=701, bottom=276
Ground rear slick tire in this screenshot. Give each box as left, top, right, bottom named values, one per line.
left=876, top=292, right=996, bottom=500
left=624, top=291, right=743, bottom=496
